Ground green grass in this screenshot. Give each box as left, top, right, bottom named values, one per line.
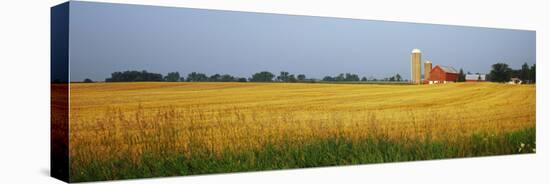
left=70, top=127, right=535, bottom=182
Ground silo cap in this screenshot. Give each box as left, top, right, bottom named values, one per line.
left=412, top=48, right=421, bottom=53
left=425, top=60, right=432, bottom=63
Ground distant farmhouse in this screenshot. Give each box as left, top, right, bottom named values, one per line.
left=465, top=74, right=487, bottom=82
left=409, top=49, right=459, bottom=84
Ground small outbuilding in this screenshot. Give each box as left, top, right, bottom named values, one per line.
left=508, top=78, right=523, bottom=84
left=465, top=74, right=487, bottom=82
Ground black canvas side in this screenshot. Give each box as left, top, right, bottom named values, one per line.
left=51, top=2, right=70, bottom=183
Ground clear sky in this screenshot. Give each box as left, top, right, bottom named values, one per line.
left=68, top=1, right=535, bottom=81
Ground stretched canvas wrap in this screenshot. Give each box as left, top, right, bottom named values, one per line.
left=51, top=1, right=536, bottom=182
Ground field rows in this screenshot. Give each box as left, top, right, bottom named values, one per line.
left=66, top=82, right=536, bottom=181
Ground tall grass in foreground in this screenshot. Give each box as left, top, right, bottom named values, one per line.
left=70, top=127, right=535, bottom=182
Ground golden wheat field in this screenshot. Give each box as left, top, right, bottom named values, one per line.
left=67, top=82, right=535, bottom=179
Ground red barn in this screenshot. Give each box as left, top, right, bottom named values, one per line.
left=426, top=65, right=459, bottom=84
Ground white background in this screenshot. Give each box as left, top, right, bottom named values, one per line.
left=0, top=0, right=547, bottom=183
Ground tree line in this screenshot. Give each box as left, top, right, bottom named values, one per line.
left=84, top=70, right=403, bottom=83
left=90, top=70, right=305, bottom=83
left=100, top=71, right=247, bottom=83
left=455, top=62, right=535, bottom=83
left=488, top=62, right=535, bottom=83
left=322, top=73, right=402, bottom=82
left=85, top=62, right=535, bottom=84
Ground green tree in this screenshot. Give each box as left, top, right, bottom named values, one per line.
left=297, top=74, right=306, bottom=81
left=83, top=78, right=93, bottom=83
left=520, top=62, right=530, bottom=82
left=164, top=72, right=181, bottom=82
left=250, top=71, right=275, bottom=82
left=288, top=74, right=297, bottom=83
left=323, top=76, right=334, bottom=81
left=277, top=71, right=290, bottom=82
left=335, top=74, right=345, bottom=81
left=187, top=72, right=208, bottom=82
left=458, top=68, right=466, bottom=82
left=395, top=74, right=402, bottom=81
left=489, top=63, right=513, bottom=82
left=529, top=64, right=536, bottom=83
left=344, top=73, right=360, bottom=81
left=220, top=74, right=236, bottom=82
left=237, top=77, right=247, bottom=82
left=361, top=77, right=367, bottom=81
left=209, top=74, right=221, bottom=82
left=105, top=70, right=163, bottom=82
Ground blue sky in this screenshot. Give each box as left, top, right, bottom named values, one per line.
left=68, top=1, right=535, bottom=81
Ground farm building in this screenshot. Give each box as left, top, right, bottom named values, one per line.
left=508, top=77, right=523, bottom=84
left=409, top=49, right=459, bottom=85
left=465, top=74, right=487, bottom=82
left=426, top=65, right=459, bottom=84
left=424, top=60, right=432, bottom=82
left=410, top=49, right=422, bottom=84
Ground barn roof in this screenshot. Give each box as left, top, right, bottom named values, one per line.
left=437, top=65, right=459, bottom=74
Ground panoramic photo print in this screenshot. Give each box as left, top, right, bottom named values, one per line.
left=51, top=1, right=536, bottom=182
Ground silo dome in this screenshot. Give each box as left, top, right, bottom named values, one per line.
left=412, top=48, right=421, bottom=53
left=425, top=60, right=432, bottom=63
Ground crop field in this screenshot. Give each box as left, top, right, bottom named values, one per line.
left=66, top=82, right=536, bottom=182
